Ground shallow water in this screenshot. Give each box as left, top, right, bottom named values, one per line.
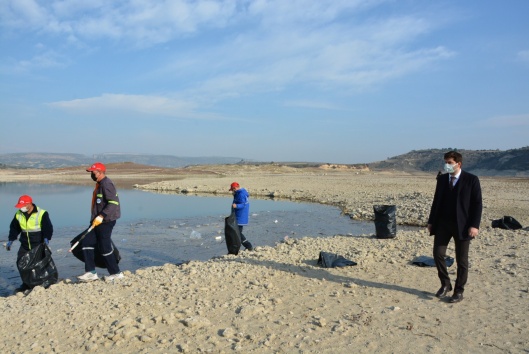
left=1, top=206, right=377, bottom=297
left=0, top=182, right=419, bottom=297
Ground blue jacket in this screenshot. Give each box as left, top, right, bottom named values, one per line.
left=232, top=188, right=250, bottom=225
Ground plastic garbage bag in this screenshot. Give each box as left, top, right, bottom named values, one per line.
left=318, top=251, right=357, bottom=268
left=373, top=205, right=397, bottom=239
left=412, top=255, right=454, bottom=267
left=70, top=229, right=121, bottom=269
left=491, top=216, right=523, bottom=230
left=224, top=211, right=241, bottom=255
left=190, top=230, right=202, bottom=239
left=17, top=243, right=58, bottom=289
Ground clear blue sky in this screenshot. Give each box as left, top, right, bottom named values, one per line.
left=1, top=0, right=528, bottom=164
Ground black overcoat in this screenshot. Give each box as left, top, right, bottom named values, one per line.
left=428, top=170, right=483, bottom=240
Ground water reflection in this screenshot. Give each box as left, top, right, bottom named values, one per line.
left=1, top=182, right=377, bottom=297
left=1, top=182, right=319, bottom=230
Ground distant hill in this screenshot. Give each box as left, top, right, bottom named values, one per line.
left=0, top=153, right=244, bottom=169
left=2, top=148, right=529, bottom=176
left=369, top=147, right=529, bottom=176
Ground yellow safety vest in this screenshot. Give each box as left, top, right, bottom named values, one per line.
left=15, top=206, right=46, bottom=250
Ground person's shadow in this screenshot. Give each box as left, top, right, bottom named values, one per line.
left=236, top=255, right=433, bottom=300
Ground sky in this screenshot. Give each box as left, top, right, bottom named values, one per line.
left=1, top=0, right=528, bottom=164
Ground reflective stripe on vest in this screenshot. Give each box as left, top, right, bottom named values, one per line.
left=96, top=192, right=119, bottom=205
left=16, top=206, right=46, bottom=232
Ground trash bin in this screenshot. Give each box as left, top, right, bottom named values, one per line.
left=373, top=205, right=397, bottom=239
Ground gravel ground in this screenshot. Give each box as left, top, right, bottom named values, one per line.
left=0, top=166, right=528, bottom=353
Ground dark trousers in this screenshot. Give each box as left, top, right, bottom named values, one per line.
left=81, top=220, right=120, bottom=275
left=433, top=220, right=470, bottom=293
left=238, top=225, right=253, bottom=250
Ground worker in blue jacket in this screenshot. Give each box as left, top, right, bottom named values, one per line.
left=230, top=182, right=254, bottom=251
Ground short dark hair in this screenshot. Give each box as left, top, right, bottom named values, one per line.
left=444, top=150, right=462, bottom=164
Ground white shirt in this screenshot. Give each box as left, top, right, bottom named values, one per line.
left=449, top=170, right=461, bottom=186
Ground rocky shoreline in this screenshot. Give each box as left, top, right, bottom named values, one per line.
left=134, top=167, right=529, bottom=228
left=0, top=166, right=528, bottom=353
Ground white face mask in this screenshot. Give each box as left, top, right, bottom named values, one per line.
left=20, top=207, right=29, bottom=213
left=444, top=163, right=457, bottom=174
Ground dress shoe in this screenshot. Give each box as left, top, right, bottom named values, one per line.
left=449, top=293, right=464, bottom=303
left=435, top=285, right=452, bottom=298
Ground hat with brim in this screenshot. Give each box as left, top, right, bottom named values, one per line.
left=15, top=195, right=32, bottom=208
left=86, top=162, right=106, bottom=172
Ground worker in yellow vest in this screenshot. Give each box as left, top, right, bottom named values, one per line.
left=6, top=195, right=54, bottom=292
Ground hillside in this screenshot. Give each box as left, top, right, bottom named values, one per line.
left=0, top=153, right=244, bottom=169
left=368, top=147, right=529, bottom=176
left=1, top=147, right=529, bottom=176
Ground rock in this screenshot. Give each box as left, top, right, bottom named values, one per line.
left=182, top=316, right=211, bottom=328
left=220, top=327, right=236, bottom=337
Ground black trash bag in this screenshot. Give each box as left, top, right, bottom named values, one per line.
left=491, top=216, right=523, bottom=230
left=412, top=255, right=454, bottom=267
left=17, top=243, right=58, bottom=289
left=70, top=229, right=121, bottom=269
left=318, top=251, right=357, bottom=268
left=373, top=205, right=397, bottom=239
left=224, top=211, right=241, bottom=255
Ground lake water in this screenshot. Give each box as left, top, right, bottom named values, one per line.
left=1, top=182, right=383, bottom=296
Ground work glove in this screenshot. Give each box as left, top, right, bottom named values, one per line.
left=44, top=238, right=49, bottom=246
left=6, top=241, right=13, bottom=251
left=92, top=215, right=104, bottom=227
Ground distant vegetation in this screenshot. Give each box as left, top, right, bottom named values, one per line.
left=0, top=153, right=243, bottom=169
left=1, top=147, right=528, bottom=176
left=369, top=146, right=529, bottom=176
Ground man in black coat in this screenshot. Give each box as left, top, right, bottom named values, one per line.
left=427, top=151, right=482, bottom=303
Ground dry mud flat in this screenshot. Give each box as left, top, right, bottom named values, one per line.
left=0, top=165, right=528, bottom=353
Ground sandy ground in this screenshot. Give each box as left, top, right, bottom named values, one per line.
left=0, top=165, right=528, bottom=353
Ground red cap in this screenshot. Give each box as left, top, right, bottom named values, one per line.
left=86, top=162, right=106, bottom=172
left=15, top=195, right=32, bottom=208
left=229, top=182, right=240, bottom=191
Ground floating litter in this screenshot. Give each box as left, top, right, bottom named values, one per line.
left=190, top=230, right=202, bottom=239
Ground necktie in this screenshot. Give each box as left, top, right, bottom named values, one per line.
left=449, top=176, right=455, bottom=190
